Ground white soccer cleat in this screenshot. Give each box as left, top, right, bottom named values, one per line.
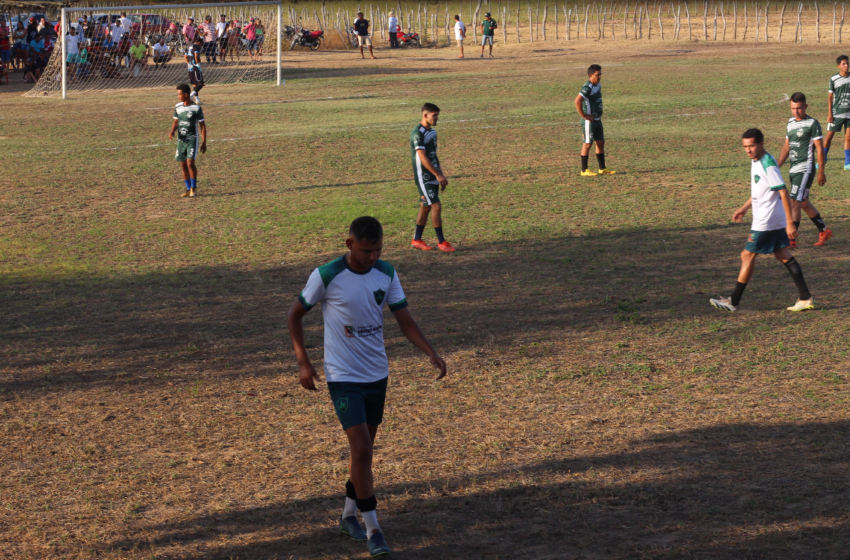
left=786, top=298, right=815, bottom=312
left=709, top=296, right=737, bottom=312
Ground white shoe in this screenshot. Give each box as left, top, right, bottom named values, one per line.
left=709, top=296, right=737, bottom=312
left=786, top=298, right=815, bottom=312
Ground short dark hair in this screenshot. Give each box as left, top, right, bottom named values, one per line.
left=838, top=55, right=849, bottom=64
left=588, top=64, right=601, bottom=75
left=421, top=102, right=440, bottom=113
left=790, top=92, right=807, bottom=104
left=177, top=83, right=191, bottom=94
left=349, top=216, right=383, bottom=243
left=742, top=128, right=764, bottom=143
left=454, top=14, right=460, bottom=20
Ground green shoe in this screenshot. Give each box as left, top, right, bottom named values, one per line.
left=844, top=164, right=850, bottom=171
left=339, top=516, right=367, bottom=541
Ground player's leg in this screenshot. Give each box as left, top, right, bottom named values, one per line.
left=187, top=154, right=198, bottom=196
left=489, top=37, right=494, bottom=56
left=412, top=199, right=433, bottom=250
left=824, top=128, right=835, bottom=164
left=595, top=124, right=616, bottom=174
left=774, top=246, right=814, bottom=310
left=580, top=118, right=596, bottom=176
left=710, top=247, right=758, bottom=311
left=842, top=123, right=850, bottom=169
left=480, top=36, right=485, bottom=56
left=429, top=201, right=454, bottom=251
left=801, top=197, right=833, bottom=246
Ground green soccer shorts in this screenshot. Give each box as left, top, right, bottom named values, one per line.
left=327, top=377, right=388, bottom=430
left=745, top=229, right=791, bottom=255
left=581, top=119, right=604, bottom=144
left=416, top=181, right=441, bottom=206
left=175, top=137, right=199, bottom=162
left=827, top=116, right=850, bottom=133
left=789, top=171, right=814, bottom=202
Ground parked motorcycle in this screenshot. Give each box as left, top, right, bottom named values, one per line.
left=396, top=29, right=420, bottom=47
left=291, top=27, right=323, bottom=50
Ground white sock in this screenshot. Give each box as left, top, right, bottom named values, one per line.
left=342, top=497, right=357, bottom=519
left=361, top=509, right=381, bottom=536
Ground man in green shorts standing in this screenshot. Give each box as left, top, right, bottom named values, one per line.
left=776, top=92, right=833, bottom=248
left=575, top=64, right=616, bottom=176
left=168, top=83, right=206, bottom=198
left=710, top=129, right=814, bottom=313
left=480, top=12, right=497, bottom=57
left=410, top=103, right=456, bottom=252
left=288, top=216, right=447, bottom=558
left=824, top=54, right=850, bottom=168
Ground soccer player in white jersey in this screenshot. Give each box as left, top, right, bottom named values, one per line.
left=776, top=92, right=833, bottom=248
left=710, top=129, right=814, bottom=312
left=185, top=35, right=205, bottom=105
left=824, top=55, right=850, bottom=168
left=288, top=217, right=447, bottom=558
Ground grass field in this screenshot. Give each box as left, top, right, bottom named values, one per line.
left=2, top=40, right=850, bottom=559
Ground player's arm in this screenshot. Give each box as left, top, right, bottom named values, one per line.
left=168, top=116, right=178, bottom=140
left=417, top=149, right=448, bottom=187
left=814, top=137, right=826, bottom=185
left=287, top=300, right=321, bottom=390
left=199, top=120, right=207, bottom=153
left=392, top=307, right=446, bottom=380
left=732, top=198, right=752, bottom=223
left=779, top=188, right=797, bottom=240
left=828, top=92, right=834, bottom=123
left=575, top=93, right=593, bottom=121
left=776, top=136, right=790, bottom=167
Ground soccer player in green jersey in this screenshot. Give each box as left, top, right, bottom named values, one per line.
left=824, top=55, right=850, bottom=168
left=410, top=103, right=456, bottom=252
left=168, top=84, right=206, bottom=198
left=288, top=216, right=447, bottom=558
left=575, top=64, right=616, bottom=176
left=776, top=92, right=833, bottom=248
left=710, top=129, right=814, bottom=313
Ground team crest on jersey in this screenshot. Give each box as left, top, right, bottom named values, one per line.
left=344, top=324, right=356, bottom=338
left=797, top=129, right=804, bottom=137
left=373, top=289, right=386, bottom=305
left=335, top=397, right=349, bottom=412
left=754, top=175, right=761, bottom=183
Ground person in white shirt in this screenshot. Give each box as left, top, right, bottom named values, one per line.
left=710, top=128, right=815, bottom=313
left=153, top=37, right=170, bottom=66
left=215, top=14, right=228, bottom=62
left=288, top=217, right=446, bottom=558
left=387, top=10, right=399, bottom=48
left=109, top=20, right=124, bottom=44
left=119, top=12, right=133, bottom=38
left=65, top=26, right=81, bottom=82
left=453, top=14, right=466, bottom=58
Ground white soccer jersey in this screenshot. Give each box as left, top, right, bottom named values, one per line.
left=750, top=152, right=787, bottom=232
left=299, top=256, right=408, bottom=383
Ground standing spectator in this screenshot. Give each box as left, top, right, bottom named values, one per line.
left=200, top=15, right=217, bottom=64
left=65, top=25, right=81, bottom=83
left=153, top=37, right=171, bottom=66
left=25, top=18, right=39, bottom=44
left=37, top=17, right=49, bottom=35
left=479, top=12, right=497, bottom=57
left=226, top=21, right=240, bottom=61
left=129, top=37, right=147, bottom=76
left=80, top=15, right=91, bottom=38
left=13, top=21, right=27, bottom=71
left=182, top=17, right=196, bottom=42
left=116, top=33, right=132, bottom=69
left=255, top=19, right=265, bottom=60
left=387, top=10, right=399, bottom=48
left=77, top=41, right=90, bottom=79
left=119, top=12, right=133, bottom=38
left=243, top=17, right=258, bottom=62
left=109, top=19, right=124, bottom=45
left=454, top=15, right=466, bottom=58
left=216, top=15, right=228, bottom=63
left=0, top=23, right=12, bottom=71
left=353, top=12, right=375, bottom=60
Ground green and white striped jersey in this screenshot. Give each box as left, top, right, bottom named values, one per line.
left=786, top=116, right=823, bottom=174
left=173, top=102, right=204, bottom=140
left=579, top=80, right=603, bottom=120
left=829, top=72, right=850, bottom=118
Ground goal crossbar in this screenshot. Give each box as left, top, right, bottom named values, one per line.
left=58, top=1, right=283, bottom=99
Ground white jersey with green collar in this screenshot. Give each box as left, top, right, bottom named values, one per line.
left=750, top=152, right=787, bottom=232
left=298, top=256, right=408, bottom=383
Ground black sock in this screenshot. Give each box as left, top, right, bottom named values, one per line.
left=434, top=226, right=445, bottom=243
left=581, top=155, right=589, bottom=171
left=810, top=213, right=827, bottom=232
left=414, top=224, right=425, bottom=241
left=783, top=257, right=812, bottom=300
left=793, top=220, right=800, bottom=230
left=596, top=152, right=606, bottom=170
left=731, top=281, right=747, bottom=306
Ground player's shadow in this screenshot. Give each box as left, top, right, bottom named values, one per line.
left=101, top=418, right=850, bottom=559
left=2, top=218, right=848, bottom=396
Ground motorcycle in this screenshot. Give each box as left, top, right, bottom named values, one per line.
left=290, top=27, right=323, bottom=50
left=395, top=29, right=420, bottom=47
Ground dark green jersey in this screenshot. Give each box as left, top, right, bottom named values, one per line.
left=173, top=102, right=204, bottom=140
left=579, top=80, right=602, bottom=120
left=829, top=72, right=850, bottom=117
left=411, top=124, right=440, bottom=187
left=482, top=19, right=497, bottom=36
left=786, top=116, right=823, bottom=173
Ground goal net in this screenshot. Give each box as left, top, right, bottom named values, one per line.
left=25, top=1, right=282, bottom=98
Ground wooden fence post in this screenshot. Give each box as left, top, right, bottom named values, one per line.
left=816, top=1, right=820, bottom=41
left=703, top=1, right=707, bottom=39
left=685, top=1, right=692, bottom=38
left=624, top=0, right=630, bottom=36
left=566, top=5, right=571, bottom=38
left=584, top=3, right=590, bottom=38
left=722, top=2, right=727, bottom=39
left=543, top=3, right=548, bottom=39
left=796, top=2, right=802, bottom=42
left=743, top=0, right=748, bottom=40
left=839, top=2, right=844, bottom=42
left=646, top=2, right=651, bottom=37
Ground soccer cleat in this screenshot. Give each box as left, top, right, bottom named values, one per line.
left=709, top=296, right=738, bottom=312
left=438, top=241, right=456, bottom=252
left=580, top=169, right=597, bottom=177
left=789, top=239, right=797, bottom=249
left=411, top=239, right=433, bottom=251
left=598, top=168, right=617, bottom=174
left=367, top=532, right=391, bottom=557
left=338, top=516, right=367, bottom=542
left=189, top=188, right=196, bottom=197
left=181, top=191, right=190, bottom=198
left=787, top=298, right=815, bottom=312
left=844, top=164, right=850, bottom=171
left=813, top=228, right=833, bottom=246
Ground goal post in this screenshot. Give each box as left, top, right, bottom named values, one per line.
left=28, top=1, right=283, bottom=99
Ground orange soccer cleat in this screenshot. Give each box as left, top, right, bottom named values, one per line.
left=813, top=228, right=833, bottom=247
left=438, top=241, right=456, bottom=252
left=411, top=239, right=433, bottom=251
